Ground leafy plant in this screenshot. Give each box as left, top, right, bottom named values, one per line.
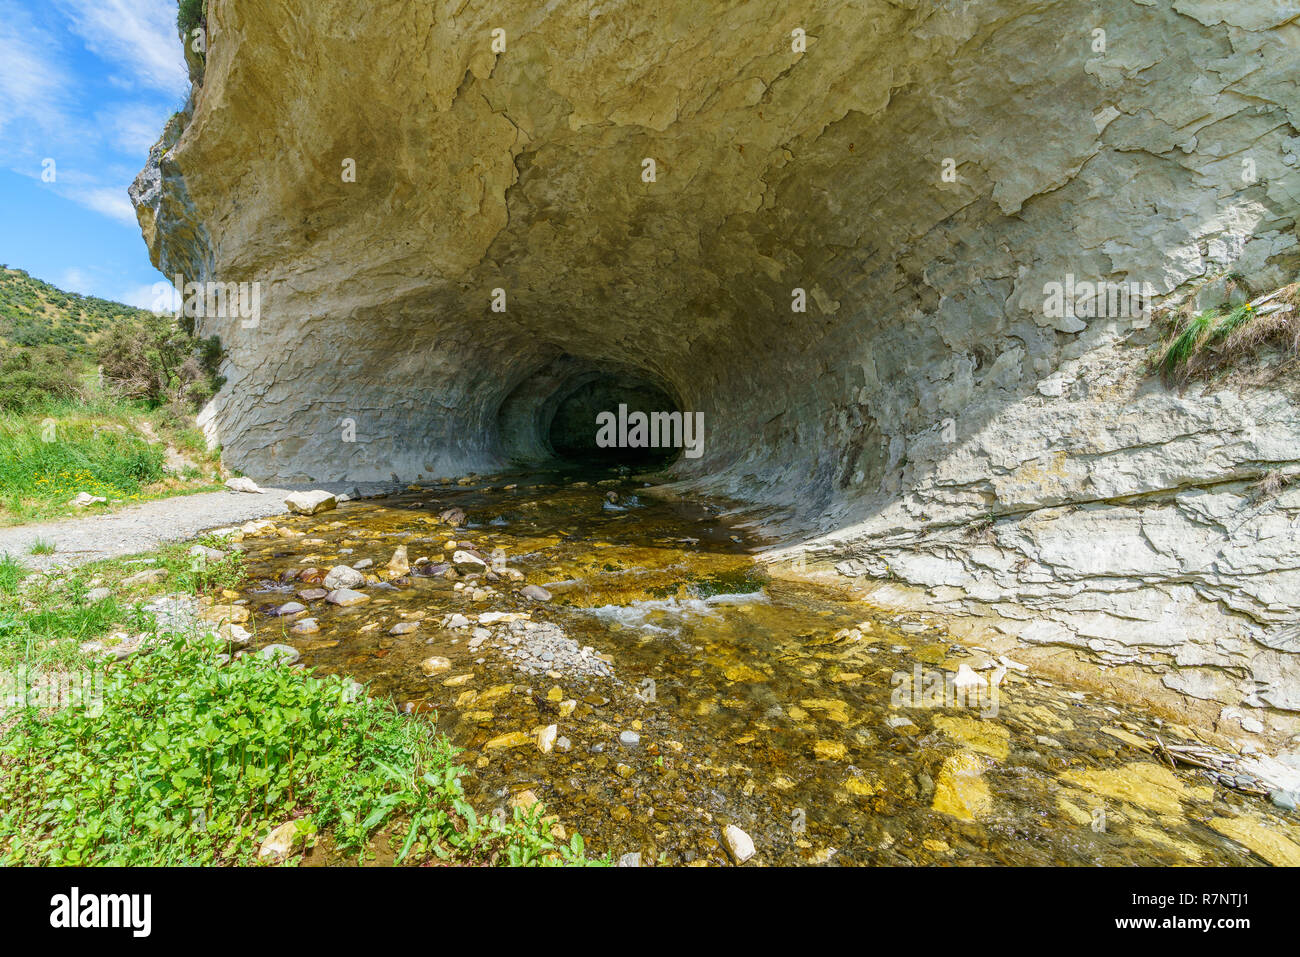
left=177, top=0, right=204, bottom=36
left=0, top=553, right=27, bottom=595
left=0, top=344, right=82, bottom=412
left=0, top=633, right=604, bottom=866
left=97, top=309, right=225, bottom=414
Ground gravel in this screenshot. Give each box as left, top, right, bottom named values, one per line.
left=0, top=482, right=401, bottom=571
left=488, top=618, right=614, bottom=678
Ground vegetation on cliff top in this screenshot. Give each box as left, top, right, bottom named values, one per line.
left=0, top=267, right=140, bottom=356
left=0, top=267, right=225, bottom=414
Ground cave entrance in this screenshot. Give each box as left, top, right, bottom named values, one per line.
left=496, top=355, right=686, bottom=470
left=547, top=374, right=682, bottom=467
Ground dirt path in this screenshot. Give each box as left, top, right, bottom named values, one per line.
left=0, top=482, right=394, bottom=570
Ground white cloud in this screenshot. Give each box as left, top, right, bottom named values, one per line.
left=0, top=3, right=73, bottom=144
left=120, top=281, right=176, bottom=313
left=55, top=0, right=188, bottom=94
left=98, top=101, right=171, bottom=154
left=0, top=1, right=180, bottom=233
left=59, top=267, right=94, bottom=293
left=67, top=184, right=138, bottom=226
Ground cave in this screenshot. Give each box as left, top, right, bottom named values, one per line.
left=495, top=355, right=683, bottom=468
left=133, top=1, right=1300, bottom=732
left=547, top=378, right=682, bottom=468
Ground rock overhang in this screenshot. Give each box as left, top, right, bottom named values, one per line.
left=133, top=0, right=1300, bottom=730
left=136, top=0, right=1299, bottom=504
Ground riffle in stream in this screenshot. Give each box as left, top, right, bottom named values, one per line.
left=221, top=470, right=1300, bottom=866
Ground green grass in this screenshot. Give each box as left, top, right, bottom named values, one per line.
left=27, top=538, right=53, bottom=556
left=0, top=405, right=165, bottom=523
left=0, top=566, right=138, bottom=673
left=1159, top=302, right=1258, bottom=382
left=0, top=535, right=242, bottom=674
left=1159, top=309, right=1219, bottom=380
left=0, top=554, right=27, bottom=595
left=0, top=397, right=224, bottom=526
left=94, top=534, right=247, bottom=597
left=0, top=632, right=602, bottom=866
left=0, top=266, right=228, bottom=526
left=1157, top=280, right=1300, bottom=385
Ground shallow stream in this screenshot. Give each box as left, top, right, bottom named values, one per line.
left=228, top=470, right=1299, bottom=866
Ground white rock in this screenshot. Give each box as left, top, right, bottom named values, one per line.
left=258, top=820, right=303, bottom=860
left=259, top=643, right=301, bottom=665
left=452, top=550, right=487, bottom=570
left=722, top=824, right=755, bottom=864
left=226, top=476, right=263, bottom=493
left=323, top=564, right=365, bottom=590
left=537, top=724, right=557, bottom=753
left=122, top=567, right=167, bottom=586
left=284, top=490, right=337, bottom=515
left=420, top=655, right=451, bottom=675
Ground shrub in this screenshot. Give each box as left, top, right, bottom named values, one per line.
left=97, top=310, right=224, bottom=412
left=177, top=0, right=204, bottom=36
left=0, top=345, right=82, bottom=412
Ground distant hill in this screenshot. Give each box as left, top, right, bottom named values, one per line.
left=0, top=266, right=153, bottom=357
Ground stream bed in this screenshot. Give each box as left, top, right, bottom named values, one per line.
left=221, top=470, right=1300, bottom=866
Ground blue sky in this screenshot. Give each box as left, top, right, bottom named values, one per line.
left=0, top=0, right=188, bottom=307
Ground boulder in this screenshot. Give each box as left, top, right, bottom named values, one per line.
left=325, top=588, right=369, bottom=606
left=226, top=476, right=263, bottom=493
left=722, top=824, right=756, bottom=864
left=259, top=643, right=301, bottom=665
left=284, top=490, right=337, bottom=515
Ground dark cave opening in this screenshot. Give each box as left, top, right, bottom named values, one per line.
left=546, top=374, right=683, bottom=467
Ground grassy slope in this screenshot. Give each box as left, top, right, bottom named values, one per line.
left=0, top=266, right=152, bottom=357
left=0, top=395, right=224, bottom=526
left=0, top=268, right=225, bottom=526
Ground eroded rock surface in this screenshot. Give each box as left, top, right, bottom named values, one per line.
left=134, top=2, right=1300, bottom=736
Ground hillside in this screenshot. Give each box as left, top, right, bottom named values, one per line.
left=0, top=266, right=153, bottom=356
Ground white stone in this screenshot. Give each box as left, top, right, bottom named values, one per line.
left=284, top=490, right=337, bottom=515
left=722, top=824, right=756, bottom=864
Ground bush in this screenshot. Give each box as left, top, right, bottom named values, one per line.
left=177, top=0, right=204, bottom=35
left=0, top=345, right=82, bottom=412
left=97, top=311, right=224, bottom=412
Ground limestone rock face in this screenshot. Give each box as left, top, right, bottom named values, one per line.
left=136, top=2, right=1300, bottom=720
